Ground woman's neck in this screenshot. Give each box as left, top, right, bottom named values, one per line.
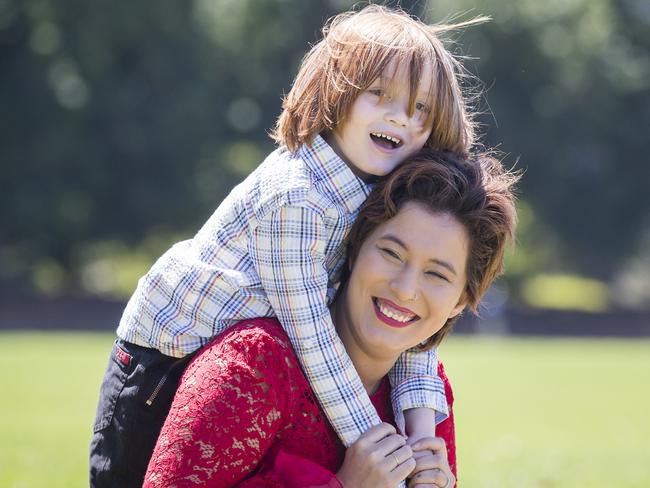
left=348, top=351, right=393, bottom=396
left=330, top=297, right=398, bottom=395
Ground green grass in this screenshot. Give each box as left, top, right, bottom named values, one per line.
left=1, top=333, right=649, bottom=487
left=0, top=333, right=113, bottom=488
left=440, top=337, right=650, bottom=487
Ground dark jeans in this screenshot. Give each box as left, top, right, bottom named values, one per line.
left=89, top=339, right=194, bottom=488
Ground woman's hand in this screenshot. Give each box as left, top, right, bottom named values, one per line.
left=336, top=422, right=416, bottom=488
left=407, top=437, right=455, bottom=488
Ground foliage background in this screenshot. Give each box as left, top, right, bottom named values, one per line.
left=2, top=0, right=649, bottom=316
left=1, top=1, right=649, bottom=486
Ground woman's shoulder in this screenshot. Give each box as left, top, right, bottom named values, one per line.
left=223, top=317, right=290, bottom=344
left=191, top=318, right=298, bottom=373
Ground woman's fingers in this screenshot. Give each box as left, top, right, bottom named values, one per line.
left=338, top=423, right=414, bottom=487
left=408, top=468, right=455, bottom=488
left=358, top=422, right=414, bottom=465
left=392, top=456, right=417, bottom=480
left=410, top=452, right=445, bottom=472
left=408, top=437, right=454, bottom=487
left=412, top=436, right=447, bottom=459
left=386, top=443, right=414, bottom=469
left=358, top=422, right=397, bottom=443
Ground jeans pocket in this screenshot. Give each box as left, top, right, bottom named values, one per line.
left=92, top=341, right=133, bottom=433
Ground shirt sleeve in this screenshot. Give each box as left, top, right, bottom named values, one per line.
left=389, top=347, right=449, bottom=434
left=143, top=325, right=294, bottom=488
left=436, top=361, right=457, bottom=482
left=249, top=205, right=381, bottom=447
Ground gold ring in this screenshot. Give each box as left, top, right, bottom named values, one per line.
left=393, top=453, right=400, bottom=466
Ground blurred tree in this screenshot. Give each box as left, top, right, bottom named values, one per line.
left=424, top=0, right=650, bottom=280
left=0, top=0, right=340, bottom=293
left=1, top=0, right=648, bottom=300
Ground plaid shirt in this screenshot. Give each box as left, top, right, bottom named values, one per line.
left=117, top=135, right=448, bottom=445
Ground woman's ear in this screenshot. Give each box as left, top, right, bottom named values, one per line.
left=449, top=291, right=468, bottom=319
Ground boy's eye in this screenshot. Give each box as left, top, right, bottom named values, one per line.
left=415, top=101, right=431, bottom=113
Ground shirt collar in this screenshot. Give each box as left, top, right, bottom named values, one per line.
left=297, top=134, right=372, bottom=214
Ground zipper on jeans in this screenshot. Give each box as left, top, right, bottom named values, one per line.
left=145, top=357, right=187, bottom=407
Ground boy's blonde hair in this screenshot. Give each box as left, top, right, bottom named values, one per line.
left=272, top=5, right=486, bottom=155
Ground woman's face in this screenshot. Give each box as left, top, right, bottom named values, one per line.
left=338, top=202, right=469, bottom=363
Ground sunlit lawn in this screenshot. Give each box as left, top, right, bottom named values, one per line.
left=0, top=332, right=648, bottom=487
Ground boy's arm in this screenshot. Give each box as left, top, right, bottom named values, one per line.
left=403, top=407, right=437, bottom=440
left=249, top=205, right=381, bottom=447
left=389, top=347, right=449, bottom=437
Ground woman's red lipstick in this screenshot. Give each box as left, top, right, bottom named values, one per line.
left=373, top=297, right=418, bottom=328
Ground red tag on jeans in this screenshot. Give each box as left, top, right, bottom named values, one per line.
left=114, top=345, right=132, bottom=366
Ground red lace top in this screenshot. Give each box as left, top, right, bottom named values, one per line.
left=144, top=318, right=456, bottom=487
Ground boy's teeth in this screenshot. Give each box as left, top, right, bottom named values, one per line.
left=371, top=132, right=401, bottom=146
left=377, top=299, right=415, bottom=323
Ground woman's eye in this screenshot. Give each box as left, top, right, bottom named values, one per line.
left=368, top=88, right=383, bottom=97
left=426, top=270, right=449, bottom=282
left=379, top=247, right=401, bottom=260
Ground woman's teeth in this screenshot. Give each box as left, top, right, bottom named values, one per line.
left=377, top=299, right=416, bottom=323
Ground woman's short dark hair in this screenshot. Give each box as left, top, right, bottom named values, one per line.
left=342, top=150, right=520, bottom=349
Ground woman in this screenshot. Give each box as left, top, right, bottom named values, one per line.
left=144, top=150, right=519, bottom=487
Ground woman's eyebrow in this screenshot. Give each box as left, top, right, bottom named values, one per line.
left=379, top=234, right=457, bottom=276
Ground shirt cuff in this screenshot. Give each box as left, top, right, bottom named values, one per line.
left=390, top=375, right=449, bottom=434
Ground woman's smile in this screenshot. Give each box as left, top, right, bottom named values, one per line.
left=373, top=297, right=419, bottom=328
left=335, top=202, right=469, bottom=365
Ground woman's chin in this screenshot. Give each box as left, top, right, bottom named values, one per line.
left=358, top=325, right=409, bottom=359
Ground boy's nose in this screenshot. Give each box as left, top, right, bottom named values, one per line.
left=384, top=100, right=409, bottom=127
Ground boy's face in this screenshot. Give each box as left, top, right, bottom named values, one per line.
left=328, top=61, right=434, bottom=180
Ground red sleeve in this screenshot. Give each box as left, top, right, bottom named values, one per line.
left=436, top=361, right=457, bottom=482
left=143, top=320, right=298, bottom=488
left=236, top=451, right=342, bottom=488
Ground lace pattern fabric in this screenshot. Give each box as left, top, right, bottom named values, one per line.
left=144, top=318, right=456, bottom=487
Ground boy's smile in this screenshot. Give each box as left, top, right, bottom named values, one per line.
left=327, top=60, right=434, bottom=181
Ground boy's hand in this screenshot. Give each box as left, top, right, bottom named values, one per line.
left=407, top=437, right=454, bottom=488
left=336, top=422, right=415, bottom=488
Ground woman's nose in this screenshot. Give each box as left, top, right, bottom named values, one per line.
left=389, top=268, right=419, bottom=302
